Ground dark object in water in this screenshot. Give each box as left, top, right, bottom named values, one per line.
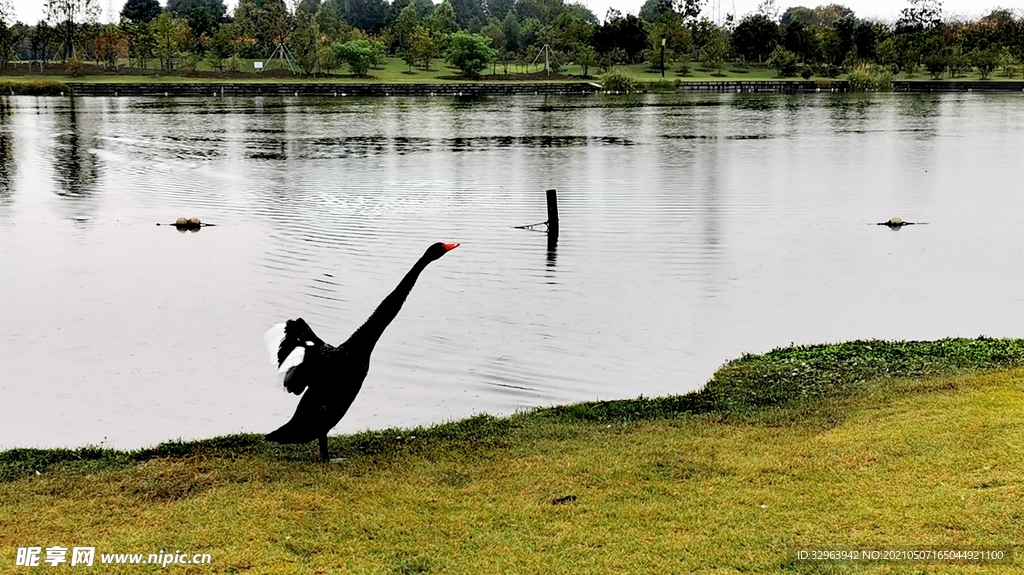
left=552, top=495, right=577, bottom=505
left=878, top=217, right=915, bottom=228
left=156, top=216, right=215, bottom=232
left=263, top=242, right=460, bottom=462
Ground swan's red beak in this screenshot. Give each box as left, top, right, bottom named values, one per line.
left=443, top=243, right=460, bottom=251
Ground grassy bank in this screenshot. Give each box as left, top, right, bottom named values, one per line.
left=4, top=57, right=1022, bottom=85
left=2, top=338, right=1023, bottom=573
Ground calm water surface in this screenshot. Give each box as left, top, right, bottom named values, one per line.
left=2, top=93, right=1024, bottom=449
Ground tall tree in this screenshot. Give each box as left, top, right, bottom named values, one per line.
left=314, top=0, right=343, bottom=40
left=500, top=9, right=521, bottom=53
left=638, top=0, right=672, bottom=23
left=337, top=0, right=390, bottom=34
left=732, top=14, right=780, bottom=62
left=29, top=21, right=57, bottom=62
left=46, top=0, right=101, bottom=60
left=167, top=0, right=226, bottom=20
left=592, top=12, right=647, bottom=62
left=813, top=4, right=854, bottom=27
left=289, top=13, right=321, bottom=74
left=782, top=19, right=814, bottom=62
left=443, top=30, right=497, bottom=77
left=0, top=0, right=12, bottom=25
left=120, top=0, right=161, bottom=23
left=681, top=0, right=704, bottom=22
left=780, top=6, right=815, bottom=27
left=151, top=10, right=188, bottom=69
left=448, top=0, right=485, bottom=29
left=392, top=4, right=419, bottom=50
left=427, top=0, right=458, bottom=35
left=897, top=0, right=942, bottom=32
left=296, top=0, right=321, bottom=16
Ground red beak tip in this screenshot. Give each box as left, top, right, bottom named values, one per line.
left=443, top=243, right=460, bottom=251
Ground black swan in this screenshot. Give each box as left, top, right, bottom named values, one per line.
left=263, top=242, right=460, bottom=461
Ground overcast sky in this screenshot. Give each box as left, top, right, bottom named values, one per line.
left=10, top=0, right=1023, bottom=26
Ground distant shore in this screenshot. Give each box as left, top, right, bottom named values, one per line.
left=4, top=77, right=1024, bottom=97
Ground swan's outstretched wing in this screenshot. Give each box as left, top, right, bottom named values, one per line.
left=263, top=318, right=326, bottom=395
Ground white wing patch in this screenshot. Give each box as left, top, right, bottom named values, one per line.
left=263, top=323, right=287, bottom=366
left=279, top=346, right=305, bottom=381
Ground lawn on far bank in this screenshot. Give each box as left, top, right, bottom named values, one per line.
left=4, top=57, right=1021, bottom=84
left=1, top=339, right=1023, bottom=573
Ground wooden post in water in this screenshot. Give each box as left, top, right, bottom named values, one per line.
left=546, top=188, right=559, bottom=251
left=546, top=189, right=559, bottom=235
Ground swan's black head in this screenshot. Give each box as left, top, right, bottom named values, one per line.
left=424, top=242, right=459, bottom=262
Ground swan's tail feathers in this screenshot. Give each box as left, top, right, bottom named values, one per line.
left=262, top=318, right=325, bottom=395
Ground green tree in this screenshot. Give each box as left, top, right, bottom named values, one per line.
left=0, top=21, right=22, bottom=67
left=443, top=30, right=497, bottom=78
left=290, top=13, right=321, bottom=75
left=120, top=0, right=161, bottom=23
left=733, top=14, right=780, bottom=63
left=338, top=0, right=389, bottom=34
left=206, top=22, right=236, bottom=70
left=638, top=0, right=673, bottom=23
left=407, top=25, right=439, bottom=69
left=28, top=21, right=57, bottom=63
left=923, top=52, right=946, bottom=78
left=574, top=42, right=596, bottom=76
left=45, top=0, right=100, bottom=60
left=333, top=38, right=375, bottom=75
left=500, top=10, right=521, bottom=54
left=296, top=0, right=320, bottom=15
left=427, top=0, right=458, bottom=35
left=767, top=45, right=797, bottom=76
left=314, top=0, right=343, bottom=41
left=897, top=0, right=942, bottom=32
left=699, top=25, right=726, bottom=74
left=648, top=11, right=691, bottom=61
left=123, top=20, right=155, bottom=68
left=971, top=47, right=999, bottom=80
left=167, top=0, right=226, bottom=20
left=783, top=20, right=815, bottom=63
left=392, top=4, right=419, bottom=51
left=151, top=11, right=189, bottom=69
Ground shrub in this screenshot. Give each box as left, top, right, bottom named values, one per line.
left=645, top=79, right=677, bottom=93
left=443, top=31, right=498, bottom=78
left=800, top=68, right=812, bottom=79
left=767, top=46, right=798, bottom=77
left=332, top=40, right=377, bottom=76
left=0, top=80, right=69, bottom=96
left=971, top=47, right=999, bottom=80
left=601, top=72, right=637, bottom=93
left=847, top=63, right=893, bottom=92
left=924, top=53, right=947, bottom=79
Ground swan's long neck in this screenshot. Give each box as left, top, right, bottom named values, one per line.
left=345, top=254, right=433, bottom=353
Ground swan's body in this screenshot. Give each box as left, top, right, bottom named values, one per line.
left=264, top=242, right=459, bottom=461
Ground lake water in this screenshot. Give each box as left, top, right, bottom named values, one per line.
left=3, top=92, right=1024, bottom=449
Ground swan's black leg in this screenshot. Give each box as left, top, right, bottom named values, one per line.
left=318, top=435, right=329, bottom=462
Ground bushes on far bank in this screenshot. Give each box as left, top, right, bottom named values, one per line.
left=0, top=80, right=70, bottom=96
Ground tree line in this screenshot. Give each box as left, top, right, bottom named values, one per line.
left=1, top=0, right=1022, bottom=80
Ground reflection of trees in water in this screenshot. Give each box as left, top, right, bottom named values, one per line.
left=0, top=99, right=13, bottom=207
left=53, top=99, right=99, bottom=199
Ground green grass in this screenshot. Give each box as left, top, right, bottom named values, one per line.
left=2, top=57, right=596, bottom=84
left=2, top=338, right=1023, bottom=573
left=4, top=58, right=1020, bottom=86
